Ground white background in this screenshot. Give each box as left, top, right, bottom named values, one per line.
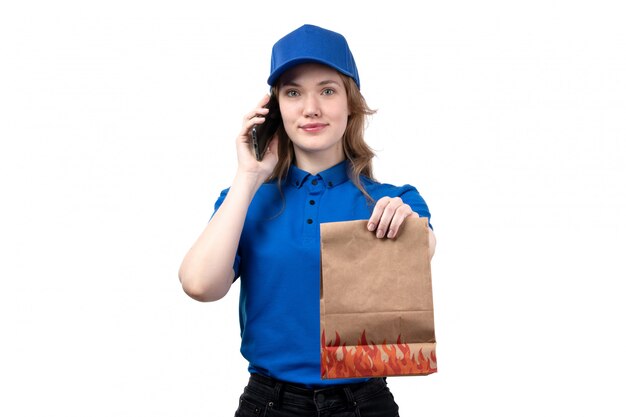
left=1, top=1, right=625, bottom=416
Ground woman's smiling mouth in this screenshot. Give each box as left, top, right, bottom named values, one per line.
left=300, top=123, right=328, bottom=132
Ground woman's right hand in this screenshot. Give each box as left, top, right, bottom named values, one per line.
left=235, top=94, right=279, bottom=180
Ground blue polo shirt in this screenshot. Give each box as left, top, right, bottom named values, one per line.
left=212, top=160, right=431, bottom=387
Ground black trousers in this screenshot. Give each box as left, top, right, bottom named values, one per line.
left=235, top=373, right=400, bottom=417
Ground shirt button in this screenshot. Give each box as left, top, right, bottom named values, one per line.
left=307, top=218, right=313, bottom=224
left=295, top=180, right=300, bottom=186
left=328, top=181, right=333, bottom=187
left=311, top=179, right=318, bottom=185
left=309, top=200, right=315, bottom=205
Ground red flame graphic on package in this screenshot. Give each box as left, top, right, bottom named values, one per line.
left=321, top=330, right=437, bottom=379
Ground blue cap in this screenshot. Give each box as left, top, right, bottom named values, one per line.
left=267, top=24, right=360, bottom=89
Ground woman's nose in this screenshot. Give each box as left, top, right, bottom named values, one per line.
left=303, top=95, right=320, bottom=117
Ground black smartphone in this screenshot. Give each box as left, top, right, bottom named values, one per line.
left=250, top=94, right=281, bottom=161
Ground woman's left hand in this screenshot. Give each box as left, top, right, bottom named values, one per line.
left=367, top=197, right=418, bottom=239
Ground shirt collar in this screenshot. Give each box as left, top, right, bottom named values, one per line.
left=287, top=160, right=350, bottom=189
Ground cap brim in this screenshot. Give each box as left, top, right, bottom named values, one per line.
left=267, top=57, right=357, bottom=87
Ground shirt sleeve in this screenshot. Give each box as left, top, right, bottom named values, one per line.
left=397, top=184, right=432, bottom=228
left=211, top=187, right=241, bottom=280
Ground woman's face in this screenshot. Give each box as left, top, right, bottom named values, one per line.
left=277, top=63, right=349, bottom=167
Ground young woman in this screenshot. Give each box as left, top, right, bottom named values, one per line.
left=179, top=24, right=436, bottom=417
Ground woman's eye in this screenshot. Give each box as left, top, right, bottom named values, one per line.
left=322, top=88, right=334, bottom=95
left=286, top=90, right=299, bottom=97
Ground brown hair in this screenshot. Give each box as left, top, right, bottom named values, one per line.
left=267, top=72, right=377, bottom=201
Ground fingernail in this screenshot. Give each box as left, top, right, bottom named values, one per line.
left=368, top=223, right=375, bottom=231
left=376, top=229, right=385, bottom=238
left=387, top=229, right=395, bottom=239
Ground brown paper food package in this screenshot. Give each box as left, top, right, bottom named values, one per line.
left=320, top=217, right=437, bottom=379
